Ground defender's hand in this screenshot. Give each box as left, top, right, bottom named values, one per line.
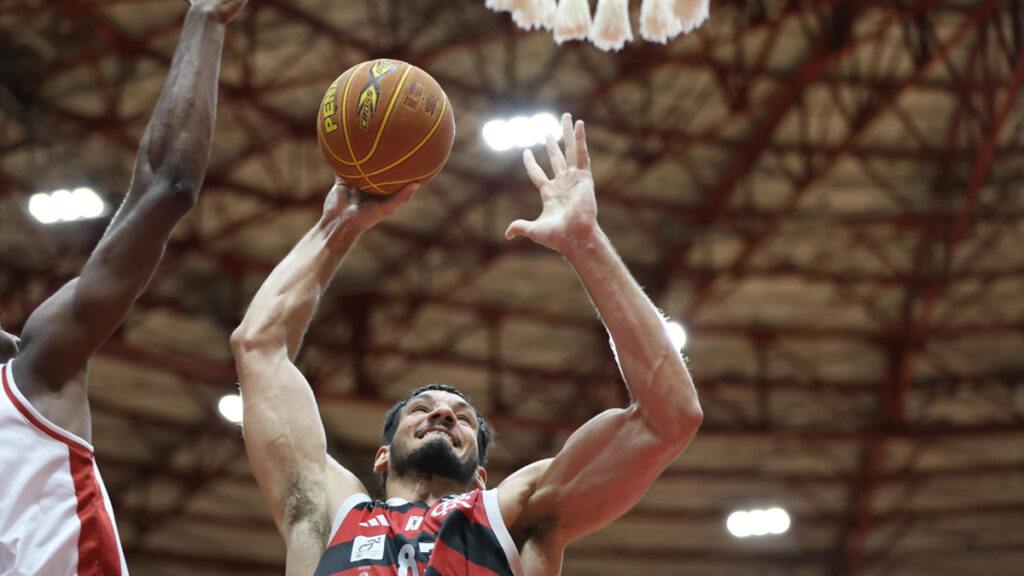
left=323, top=176, right=419, bottom=236
left=506, top=113, right=597, bottom=254
left=188, top=0, right=249, bottom=23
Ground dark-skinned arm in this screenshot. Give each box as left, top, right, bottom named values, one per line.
left=14, top=0, right=247, bottom=407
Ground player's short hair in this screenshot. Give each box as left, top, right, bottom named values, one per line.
left=380, top=384, right=493, bottom=490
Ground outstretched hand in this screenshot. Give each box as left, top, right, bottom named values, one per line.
left=322, top=176, right=419, bottom=236
left=506, top=113, right=597, bottom=254
left=189, top=0, right=249, bottom=23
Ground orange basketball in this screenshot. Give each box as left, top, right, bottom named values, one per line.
left=317, top=59, right=456, bottom=195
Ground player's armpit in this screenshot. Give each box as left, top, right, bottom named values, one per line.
left=283, top=511, right=334, bottom=576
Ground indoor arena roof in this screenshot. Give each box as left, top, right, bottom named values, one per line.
left=1, top=0, right=1022, bottom=574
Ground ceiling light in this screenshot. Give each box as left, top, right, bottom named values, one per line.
left=28, top=187, right=107, bottom=224
left=482, top=112, right=562, bottom=151
left=764, top=507, right=791, bottom=533
left=217, top=393, right=243, bottom=424
left=727, top=507, right=791, bottom=538
left=29, top=193, right=59, bottom=224
left=73, top=187, right=105, bottom=218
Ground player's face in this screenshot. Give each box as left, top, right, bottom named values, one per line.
left=389, top=391, right=481, bottom=484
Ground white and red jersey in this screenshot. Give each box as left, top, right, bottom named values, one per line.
left=0, top=362, right=127, bottom=576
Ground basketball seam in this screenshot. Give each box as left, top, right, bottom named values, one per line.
left=364, top=165, right=445, bottom=187
left=357, top=65, right=414, bottom=165
left=319, top=67, right=361, bottom=167
left=339, top=63, right=385, bottom=194
left=318, top=81, right=353, bottom=165
left=319, top=125, right=353, bottom=166
left=322, top=62, right=451, bottom=195
left=323, top=65, right=415, bottom=169
left=334, top=93, right=450, bottom=180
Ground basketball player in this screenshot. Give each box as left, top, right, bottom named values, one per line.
left=231, top=113, right=703, bottom=575
left=0, top=0, right=247, bottom=574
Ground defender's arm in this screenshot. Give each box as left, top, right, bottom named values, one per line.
left=16, top=1, right=245, bottom=394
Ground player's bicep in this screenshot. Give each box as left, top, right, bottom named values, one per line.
left=522, top=406, right=694, bottom=545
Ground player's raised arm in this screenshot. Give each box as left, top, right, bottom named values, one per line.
left=500, top=114, right=702, bottom=550
left=230, top=179, right=417, bottom=574
left=14, top=0, right=247, bottom=398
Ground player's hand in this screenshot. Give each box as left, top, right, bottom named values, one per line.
left=505, top=113, right=597, bottom=254
left=188, top=0, right=249, bottom=23
left=322, top=176, right=419, bottom=236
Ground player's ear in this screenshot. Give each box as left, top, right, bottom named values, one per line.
left=373, top=446, right=389, bottom=474
left=474, top=466, right=487, bottom=490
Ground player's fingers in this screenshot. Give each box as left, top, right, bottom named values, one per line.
left=505, top=219, right=533, bottom=240
left=561, top=113, right=577, bottom=170
left=395, top=183, right=420, bottom=203
left=523, top=149, right=550, bottom=189
left=575, top=120, right=591, bottom=172
left=381, top=183, right=420, bottom=211
left=546, top=134, right=566, bottom=174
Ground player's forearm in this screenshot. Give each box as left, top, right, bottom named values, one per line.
left=233, top=218, right=361, bottom=361
left=563, top=223, right=702, bottom=440
left=135, top=6, right=226, bottom=198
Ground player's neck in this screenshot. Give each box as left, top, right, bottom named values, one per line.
left=385, top=472, right=474, bottom=506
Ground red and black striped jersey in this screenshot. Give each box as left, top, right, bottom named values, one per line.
left=313, top=489, right=523, bottom=576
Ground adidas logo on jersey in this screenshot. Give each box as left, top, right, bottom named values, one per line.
left=358, top=514, right=391, bottom=528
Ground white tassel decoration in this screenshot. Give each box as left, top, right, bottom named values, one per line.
left=674, top=0, right=709, bottom=33
left=512, top=0, right=558, bottom=30
left=485, top=0, right=516, bottom=12
left=640, top=0, right=682, bottom=43
left=590, top=0, right=633, bottom=51
left=553, top=0, right=592, bottom=44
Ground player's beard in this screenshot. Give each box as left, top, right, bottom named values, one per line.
left=391, top=434, right=478, bottom=487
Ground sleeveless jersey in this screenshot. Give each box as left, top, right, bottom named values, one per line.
left=0, top=362, right=127, bottom=576
left=314, top=489, right=524, bottom=576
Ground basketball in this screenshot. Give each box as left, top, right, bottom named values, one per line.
left=317, top=59, right=456, bottom=195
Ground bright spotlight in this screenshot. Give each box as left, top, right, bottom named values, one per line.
left=28, top=187, right=107, bottom=224
left=726, top=511, right=751, bottom=538
left=482, top=112, right=563, bottom=151
left=666, top=320, right=687, bottom=350
left=52, top=189, right=79, bottom=221
left=727, top=507, right=791, bottom=538
left=530, top=113, right=561, bottom=142
left=29, top=193, right=59, bottom=224
left=748, top=509, right=769, bottom=536
left=73, top=187, right=105, bottom=218
left=482, top=119, right=513, bottom=151
left=506, top=116, right=534, bottom=148
left=765, top=507, right=791, bottom=534
left=217, top=393, right=243, bottom=424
